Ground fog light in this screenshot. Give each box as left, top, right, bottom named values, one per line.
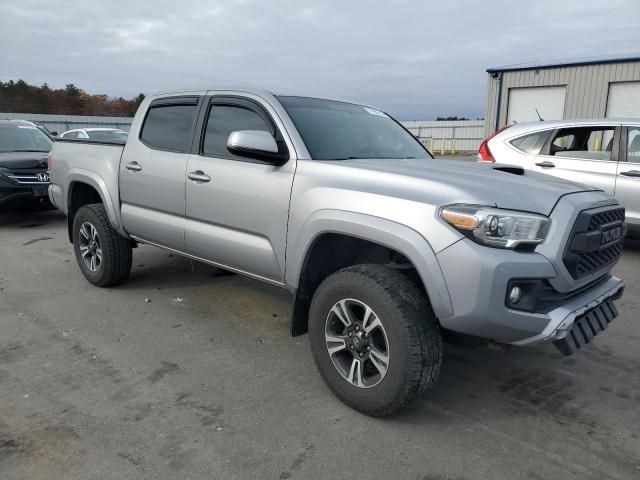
left=509, top=286, right=522, bottom=304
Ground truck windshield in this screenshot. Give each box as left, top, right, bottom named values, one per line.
left=0, top=123, right=53, bottom=153
left=278, top=96, right=431, bottom=160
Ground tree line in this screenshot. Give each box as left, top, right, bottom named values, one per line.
left=0, top=79, right=144, bottom=117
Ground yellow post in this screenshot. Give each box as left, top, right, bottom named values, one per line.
left=440, top=138, right=445, bottom=156
left=430, top=137, right=434, bottom=152
left=451, top=138, right=456, bottom=155
left=594, top=135, right=601, bottom=151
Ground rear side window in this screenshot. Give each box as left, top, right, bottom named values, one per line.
left=140, top=104, right=198, bottom=153
left=627, top=127, right=640, bottom=161
left=510, top=130, right=550, bottom=154
left=550, top=127, right=615, bottom=161
left=202, top=105, right=271, bottom=159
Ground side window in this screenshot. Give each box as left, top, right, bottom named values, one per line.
left=62, top=131, right=77, bottom=139
left=550, top=127, right=614, bottom=161
left=140, top=104, right=198, bottom=153
left=202, top=105, right=271, bottom=159
left=628, top=128, right=640, bottom=161
left=510, top=130, right=551, bottom=154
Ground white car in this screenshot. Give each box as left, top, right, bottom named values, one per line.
left=59, top=128, right=128, bottom=143
left=478, top=119, right=640, bottom=228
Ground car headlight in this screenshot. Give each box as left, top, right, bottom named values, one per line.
left=440, top=205, right=551, bottom=249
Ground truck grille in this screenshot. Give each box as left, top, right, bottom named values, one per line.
left=3, top=167, right=50, bottom=185
left=563, top=206, right=625, bottom=280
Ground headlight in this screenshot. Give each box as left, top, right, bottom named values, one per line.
left=440, top=205, right=551, bottom=249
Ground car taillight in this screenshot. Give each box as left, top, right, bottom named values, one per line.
left=478, top=125, right=511, bottom=163
left=47, top=154, right=54, bottom=169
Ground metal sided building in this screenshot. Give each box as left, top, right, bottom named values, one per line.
left=484, top=56, right=640, bottom=135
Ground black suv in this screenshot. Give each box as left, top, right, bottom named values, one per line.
left=0, top=120, right=53, bottom=207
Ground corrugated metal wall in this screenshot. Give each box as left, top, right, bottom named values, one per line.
left=0, top=112, right=484, bottom=152
left=402, top=120, right=484, bottom=152
left=0, top=112, right=133, bottom=134
left=484, top=60, right=640, bottom=135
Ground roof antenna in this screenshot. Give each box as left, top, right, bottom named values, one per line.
left=535, top=108, right=544, bottom=121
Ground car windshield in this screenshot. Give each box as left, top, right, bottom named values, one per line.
left=87, top=130, right=128, bottom=143
left=278, top=96, right=431, bottom=160
left=0, top=123, right=53, bottom=153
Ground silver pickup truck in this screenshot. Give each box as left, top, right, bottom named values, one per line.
left=49, top=89, right=626, bottom=416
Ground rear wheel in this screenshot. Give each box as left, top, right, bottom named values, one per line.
left=309, top=264, right=442, bottom=417
left=72, top=204, right=132, bottom=287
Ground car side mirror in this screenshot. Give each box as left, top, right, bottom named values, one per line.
left=227, top=130, right=285, bottom=163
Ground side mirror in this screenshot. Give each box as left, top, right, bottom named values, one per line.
left=227, top=130, right=284, bottom=163
left=50, top=131, right=58, bottom=137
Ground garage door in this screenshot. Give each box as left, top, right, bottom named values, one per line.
left=507, top=86, right=566, bottom=124
left=606, top=82, right=640, bottom=117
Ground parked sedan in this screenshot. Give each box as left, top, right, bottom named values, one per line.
left=0, top=120, right=53, bottom=207
left=478, top=119, right=640, bottom=227
left=59, top=128, right=128, bottom=143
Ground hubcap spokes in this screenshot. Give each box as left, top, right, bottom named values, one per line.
left=325, top=298, right=390, bottom=389
left=79, top=222, right=102, bottom=272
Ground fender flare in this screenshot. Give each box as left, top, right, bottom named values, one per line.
left=66, top=169, right=124, bottom=235
left=285, top=209, right=454, bottom=319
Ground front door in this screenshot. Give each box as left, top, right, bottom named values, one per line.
left=184, top=97, right=294, bottom=284
left=616, top=126, right=640, bottom=225
left=533, top=125, right=619, bottom=196
left=119, top=96, right=201, bottom=250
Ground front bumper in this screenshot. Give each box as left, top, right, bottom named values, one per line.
left=436, top=238, right=624, bottom=347
left=0, top=175, right=50, bottom=206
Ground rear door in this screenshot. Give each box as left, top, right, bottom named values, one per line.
left=533, top=124, right=620, bottom=196
left=615, top=125, right=640, bottom=225
left=184, top=95, right=294, bottom=284
left=119, top=96, right=202, bottom=250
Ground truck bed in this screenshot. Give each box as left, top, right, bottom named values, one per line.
left=49, top=139, right=125, bottom=221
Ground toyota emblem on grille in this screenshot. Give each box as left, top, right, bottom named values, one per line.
left=37, top=173, right=50, bottom=182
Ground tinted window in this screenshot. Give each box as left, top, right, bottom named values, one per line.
left=0, top=123, right=53, bottom=153
left=61, top=131, right=77, bottom=139
left=140, top=104, right=197, bottom=152
left=279, top=96, right=430, bottom=160
left=203, top=105, right=271, bottom=159
left=510, top=130, right=550, bottom=154
left=628, top=127, right=640, bottom=161
left=87, top=130, right=128, bottom=144
left=551, top=127, right=614, bottom=161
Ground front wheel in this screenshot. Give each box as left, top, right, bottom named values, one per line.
left=72, top=204, right=132, bottom=287
left=308, top=264, right=442, bottom=417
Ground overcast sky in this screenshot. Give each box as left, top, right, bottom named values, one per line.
left=1, top=0, right=639, bottom=119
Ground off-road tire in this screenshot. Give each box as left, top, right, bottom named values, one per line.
left=72, top=204, right=132, bottom=287
left=308, top=264, right=442, bottom=417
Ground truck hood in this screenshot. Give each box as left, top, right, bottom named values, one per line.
left=0, top=151, right=49, bottom=169
left=332, top=158, right=604, bottom=216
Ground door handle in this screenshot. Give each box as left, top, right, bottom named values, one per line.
left=535, top=161, right=556, bottom=168
left=620, top=170, right=640, bottom=177
left=188, top=170, right=211, bottom=183
left=125, top=161, right=142, bottom=172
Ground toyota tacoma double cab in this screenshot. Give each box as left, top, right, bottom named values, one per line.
left=49, top=89, right=626, bottom=416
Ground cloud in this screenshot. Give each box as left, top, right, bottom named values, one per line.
left=1, top=0, right=639, bottom=119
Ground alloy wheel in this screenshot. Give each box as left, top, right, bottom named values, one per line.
left=78, top=221, right=102, bottom=272
left=325, top=298, right=390, bottom=388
